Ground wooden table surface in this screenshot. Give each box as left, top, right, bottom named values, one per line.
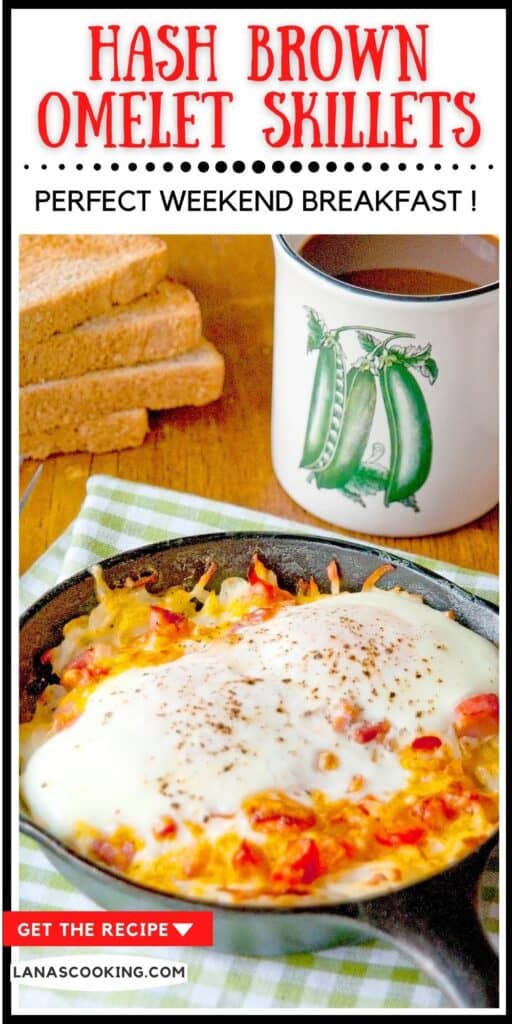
left=19, top=236, right=498, bottom=577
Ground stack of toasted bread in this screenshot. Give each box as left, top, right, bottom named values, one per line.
left=19, top=235, right=225, bottom=459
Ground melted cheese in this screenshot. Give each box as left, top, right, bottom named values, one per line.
left=21, top=589, right=498, bottom=866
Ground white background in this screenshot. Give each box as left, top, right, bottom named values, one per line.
left=12, top=8, right=506, bottom=233
left=11, top=9, right=506, bottom=1008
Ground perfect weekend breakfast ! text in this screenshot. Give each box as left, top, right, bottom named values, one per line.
left=33, top=187, right=472, bottom=214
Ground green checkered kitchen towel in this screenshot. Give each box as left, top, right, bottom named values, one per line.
left=18, top=474, right=499, bottom=1012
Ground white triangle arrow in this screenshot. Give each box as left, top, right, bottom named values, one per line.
left=173, top=923, right=193, bottom=937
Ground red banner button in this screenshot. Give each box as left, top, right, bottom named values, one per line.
left=3, top=911, right=213, bottom=946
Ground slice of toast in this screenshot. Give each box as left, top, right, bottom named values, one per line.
left=20, top=340, right=225, bottom=433
left=20, top=235, right=169, bottom=345
left=20, top=409, right=149, bottom=459
left=20, top=279, right=201, bottom=385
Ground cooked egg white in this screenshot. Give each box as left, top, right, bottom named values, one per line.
left=20, top=589, right=498, bottom=855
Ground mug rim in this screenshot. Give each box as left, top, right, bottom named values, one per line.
left=275, top=234, right=499, bottom=304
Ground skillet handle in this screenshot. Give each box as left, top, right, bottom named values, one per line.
left=355, top=844, right=498, bottom=1008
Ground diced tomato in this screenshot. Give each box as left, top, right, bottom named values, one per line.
left=40, top=648, right=54, bottom=666
left=273, top=838, right=322, bottom=886
left=463, top=836, right=482, bottom=850
left=329, top=811, right=347, bottom=825
left=149, top=606, right=191, bottom=638
left=415, top=796, right=458, bottom=828
left=412, top=735, right=442, bottom=751
left=337, top=839, right=356, bottom=859
left=152, top=816, right=177, bottom=840
left=468, top=790, right=496, bottom=806
left=61, top=647, right=108, bottom=689
left=91, top=838, right=135, bottom=871
left=289, top=838, right=322, bottom=883
left=439, top=796, right=462, bottom=820
left=249, top=809, right=317, bottom=832
left=354, top=720, right=390, bottom=744
left=248, top=555, right=293, bottom=602
left=232, top=840, right=265, bottom=870
left=375, top=827, right=425, bottom=847
left=333, top=700, right=361, bottom=732
left=434, top=788, right=484, bottom=819
left=246, top=795, right=316, bottom=833
left=357, top=795, right=379, bottom=817
left=68, top=649, right=95, bottom=671
left=250, top=579, right=276, bottom=600
left=454, top=693, right=499, bottom=738
left=248, top=555, right=276, bottom=587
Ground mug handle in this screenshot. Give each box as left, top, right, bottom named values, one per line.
left=353, top=842, right=498, bottom=1008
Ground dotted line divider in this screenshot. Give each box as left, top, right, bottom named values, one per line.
left=25, top=161, right=494, bottom=173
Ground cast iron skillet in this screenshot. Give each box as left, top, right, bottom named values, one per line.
left=19, top=533, right=499, bottom=1008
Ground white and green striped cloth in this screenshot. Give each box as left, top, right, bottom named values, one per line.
left=18, top=474, right=499, bottom=1011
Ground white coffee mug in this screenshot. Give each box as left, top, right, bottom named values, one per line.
left=271, top=235, right=498, bottom=537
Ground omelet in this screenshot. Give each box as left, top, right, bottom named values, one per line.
left=20, top=558, right=499, bottom=905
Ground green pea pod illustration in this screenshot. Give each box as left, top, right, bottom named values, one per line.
left=299, top=310, right=438, bottom=511
left=300, top=342, right=345, bottom=469
left=342, top=461, right=419, bottom=511
left=314, top=367, right=377, bottom=490
left=381, top=362, right=433, bottom=505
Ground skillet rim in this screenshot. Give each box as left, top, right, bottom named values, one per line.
left=20, top=530, right=499, bottom=630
